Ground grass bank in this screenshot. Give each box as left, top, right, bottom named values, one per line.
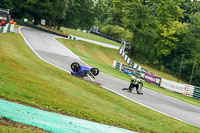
left=0, top=125, right=45, bottom=133
left=0, top=33, right=199, bottom=132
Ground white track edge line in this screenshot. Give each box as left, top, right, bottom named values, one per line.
left=99, top=85, right=197, bottom=127
left=19, top=27, right=71, bottom=74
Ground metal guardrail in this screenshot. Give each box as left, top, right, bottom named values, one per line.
left=0, top=8, right=9, bottom=16
left=0, top=8, right=9, bottom=13
left=90, top=31, right=121, bottom=43
left=14, top=19, right=68, bottom=38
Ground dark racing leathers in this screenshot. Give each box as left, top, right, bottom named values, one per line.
left=128, top=81, right=143, bottom=94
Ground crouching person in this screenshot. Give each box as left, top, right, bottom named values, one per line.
left=122, top=75, right=143, bottom=95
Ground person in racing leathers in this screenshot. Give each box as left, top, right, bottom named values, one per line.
left=123, top=75, right=143, bottom=94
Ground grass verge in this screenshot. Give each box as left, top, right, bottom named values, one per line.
left=61, top=27, right=121, bottom=46
left=0, top=33, right=199, bottom=133
left=0, top=117, right=47, bottom=133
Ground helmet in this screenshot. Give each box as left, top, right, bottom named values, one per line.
left=131, top=75, right=136, bottom=80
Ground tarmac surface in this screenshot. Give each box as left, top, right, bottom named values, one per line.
left=20, top=27, right=200, bottom=128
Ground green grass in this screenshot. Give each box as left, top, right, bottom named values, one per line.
left=57, top=38, right=200, bottom=108
left=0, top=33, right=200, bottom=133
left=0, top=125, right=45, bottom=133
left=0, top=117, right=46, bottom=133
left=61, top=27, right=121, bottom=46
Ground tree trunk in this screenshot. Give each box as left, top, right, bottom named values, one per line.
left=189, top=54, right=197, bottom=84
left=129, top=44, right=134, bottom=57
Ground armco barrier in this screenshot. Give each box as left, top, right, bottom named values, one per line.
left=90, top=31, right=121, bottom=43
left=112, top=60, right=141, bottom=78
left=14, top=19, right=68, bottom=38
left=143, top=72, right=161, bottom=86
left=119, top=47, right=141, bottom=71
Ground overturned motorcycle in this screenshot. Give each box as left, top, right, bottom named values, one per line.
left=71, top=62, right=99, bottom=81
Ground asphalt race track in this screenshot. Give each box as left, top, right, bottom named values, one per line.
left=20, top=27, right=200, bottom=127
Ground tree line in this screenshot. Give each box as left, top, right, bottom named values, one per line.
left=109, top=0, right=200, bottom=86
left=0, top=0, right=200, bottom=86
left=0, top=0, right=104, bottom=30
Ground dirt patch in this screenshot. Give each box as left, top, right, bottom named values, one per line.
left=0, top=117, right=49, bottom=132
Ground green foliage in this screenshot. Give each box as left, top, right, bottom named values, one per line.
left=181, top=12, right=200, bottom=85
left=0, top=0, right=108, bottom=30
left=155, top=21, right=187, bottom=57
left=101, top=25, right=113, bottom=35
left=0, top=0, right=68, bottom=29
left=110, top=26, right=124, bottom=39
left=111, top=0, right=200, bottom=86
left=0, top=0, right=13, bottom=10
left=101, top=25, right=133, bottom=42
left=158, top=11, right=200, bottom=85
left=180, top=0, right=200, bottom=22
left=64, top=0, right=97, bottom=29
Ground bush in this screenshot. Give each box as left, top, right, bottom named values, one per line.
left=122, top=30, right=133, bottom=42
left=101, top=25, right=113, bottom=35
left=101, top=25, right=133, bottom=42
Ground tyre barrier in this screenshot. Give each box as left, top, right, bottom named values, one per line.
left=194, top=86, right=200, bottom=100
left=68, top=35, right=77, bottom=40
left=185, top=85, right=195, bottom=97
left=0, top=24, right=14, bottom=33
left=0, top=18, right=15, bottom=33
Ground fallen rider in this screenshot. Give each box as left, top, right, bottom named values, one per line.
left=122, top=75, right=143, bottom=95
